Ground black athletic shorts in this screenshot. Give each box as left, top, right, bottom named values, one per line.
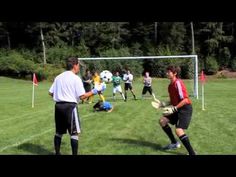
left=142, top=86, right=152, bottom=95
left=93, top=101, right=104, bottom=111
left=166, top=104, right=192, bottom=129
left=55, top=102, right=81, bottom=135
left=124, top=83, right=133, bottom=90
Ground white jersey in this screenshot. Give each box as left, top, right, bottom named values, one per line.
left=49, top=71, right=85, bottom=103
left=144, top=76, right=152, bottom=87
left=123, top=73, right=133, bottom=84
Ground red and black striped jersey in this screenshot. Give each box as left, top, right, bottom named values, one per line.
left=168, top=78, right=192, bottom=106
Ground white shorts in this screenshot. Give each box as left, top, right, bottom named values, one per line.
left=113, top=85, right=122, bottom=93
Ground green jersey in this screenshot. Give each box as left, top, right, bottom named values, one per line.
left=112, top=76, right=122, bottom=87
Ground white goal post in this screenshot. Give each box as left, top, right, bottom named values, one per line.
left=79, top=55, right=199, bottom=99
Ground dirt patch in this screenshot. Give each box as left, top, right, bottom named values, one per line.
left=215, top=70, right=236, bottom=78
left=204, top=70, right=236, bottom=79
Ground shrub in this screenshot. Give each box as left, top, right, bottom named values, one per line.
left=46, top=43, right=91, bottom=65
left=205, top=56, right=219, bottom=75
left=230, top=58, right=236, bottom=72
left=0, top=51, right=35, bottom=77
left=180, top=59, right=194, bottom=79
left=34, top=64, right=64, bottom=81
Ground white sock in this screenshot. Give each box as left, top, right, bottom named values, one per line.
left=121, top=93, right=125, bottom=100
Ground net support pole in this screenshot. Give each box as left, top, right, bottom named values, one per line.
left=194, top=55, right=199, bottom=99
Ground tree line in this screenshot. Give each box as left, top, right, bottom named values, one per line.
left=1, top=22, right=236, bottom=80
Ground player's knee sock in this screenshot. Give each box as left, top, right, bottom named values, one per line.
left=125, top=92, right=127, bottom=100
left=162, top=125, right=177, bottom=144
left=99, top=94, right=105, bottom=102
left=132, top=93, right=136, bottom=99
left=121, top=93, right=125, bottom=100
left=70, top=135, right=79, bottom=155
left=113, top=93, right=115, bottom=100
left=54, top=134, right=62, bottom=155
left=152, top=93, right=156, bottom=99
left=90, top=95, right=94, bottom=103
left=179, top=134, right=196, bottom=155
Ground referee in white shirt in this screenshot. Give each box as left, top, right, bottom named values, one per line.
left=49, top=57, right=102, bottom=155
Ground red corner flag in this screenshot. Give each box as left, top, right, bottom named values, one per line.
left=33, top=73, right=38, bottom=86
left=200, top=70, right=206, bottom=84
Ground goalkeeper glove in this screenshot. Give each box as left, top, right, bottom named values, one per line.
left=153, top=98, right=170, bottom=108
left=162, top=105, right=178, bottom=116
left=91, top=88, right=98, bottom=95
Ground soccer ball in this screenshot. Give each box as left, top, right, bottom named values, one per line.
left=100, top=70, right=113, bottom=83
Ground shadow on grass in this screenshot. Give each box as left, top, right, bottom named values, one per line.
left=17, top=143, right=54, bottom=155
left=110, top=138, right=185, bottom=155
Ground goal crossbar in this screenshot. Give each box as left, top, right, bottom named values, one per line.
left=79, top=55, right=199, bottom=99
left=79, top=55, right=197, bottom=60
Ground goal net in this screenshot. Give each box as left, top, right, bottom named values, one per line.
left=78, top=55, right=199, bottom=100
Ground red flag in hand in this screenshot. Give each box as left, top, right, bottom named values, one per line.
left=33, top=73, right=38, bottom=86
left=200, top=70, right=206, bottom=84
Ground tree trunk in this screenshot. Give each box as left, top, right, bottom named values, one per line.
left=190, top=22, right=195, bottom=54
left=6, top=32, right=11, bottom=49
left=40, top=25, right=47, bottom=65
left=154, top=22, right=157, bottom=44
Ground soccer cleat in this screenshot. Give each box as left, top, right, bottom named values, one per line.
left=187, top=151, right=197, bottom=155
left=163, top=142, right=181, bottom=150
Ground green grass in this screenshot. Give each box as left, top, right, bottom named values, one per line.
left=0, top=76, right=236, bottom=155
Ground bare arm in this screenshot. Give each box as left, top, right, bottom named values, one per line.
left=79, top=91, right=94, bottom=100
left=175, top=98, right=188, bottom=109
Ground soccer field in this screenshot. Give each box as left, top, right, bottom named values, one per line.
left=0, top=76, right=236, bottom=155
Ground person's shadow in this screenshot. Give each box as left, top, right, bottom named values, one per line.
left=17, top=143, right=54, bottom=155
left=110, top=138, right=185, bottom=155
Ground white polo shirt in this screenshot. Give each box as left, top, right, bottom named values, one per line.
left=49, top=71, right=85, bottom=103
left=123, top=73, right=133, bottom=84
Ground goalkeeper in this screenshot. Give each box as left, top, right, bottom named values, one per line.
left=154, top=66, right=196, bottom=155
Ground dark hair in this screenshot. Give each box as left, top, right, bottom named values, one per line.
left=166, top=65, right=181, bottom=78
left=66, top=57, right=79, bottom=70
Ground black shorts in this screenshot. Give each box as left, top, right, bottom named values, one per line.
left=166, top=104, right=192, bottom=129
left=55, top=102, right=81, bottom=135
left=142, top=86, right=152, bottom=95
left=124, top=83, right=133, bottom=90
left=93, top=101, right=104, bottom=111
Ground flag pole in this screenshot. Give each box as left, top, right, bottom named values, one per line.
left=32, top=78, right=34, bottom=108
left=202, top=82, right=205, bottom=110
left=200, top=70, right=206, bottom=111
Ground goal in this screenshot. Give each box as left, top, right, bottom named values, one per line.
left=79, top=55, right=199, bottom=99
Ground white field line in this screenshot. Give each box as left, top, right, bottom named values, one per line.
left=0, top=108, right=54, bottom=122
left=0, top=101, right=124, bottom=152
left=0, top=128, right=53, bottom=152
left=0, top=98, right=124, bottom=122
left=0, top=113, right=99, bottom=152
